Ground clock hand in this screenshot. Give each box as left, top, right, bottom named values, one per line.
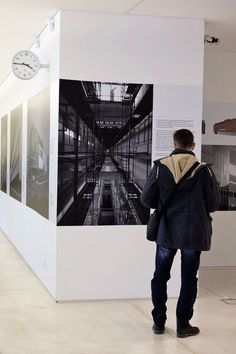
left=22, top=62, right=33, bottom=69
left=13, top=62, right=33, bottom=69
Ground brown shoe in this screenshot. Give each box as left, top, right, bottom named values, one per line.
left=177, top=324, right=200, bottom=338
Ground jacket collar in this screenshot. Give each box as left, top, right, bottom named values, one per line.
left=170, top=148, right=195, bottom=156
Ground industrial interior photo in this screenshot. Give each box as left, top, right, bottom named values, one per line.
left=202, top=144, right=236, bottom=210
left=57, top=79, right=153, bottom=226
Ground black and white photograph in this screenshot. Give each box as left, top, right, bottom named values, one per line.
left=202, top=104, right=236, bottom=211
left=27, top=87, right=50, bottom=219
left=57, top=79, right=153, bottom=226
left=1, top=115, right=7, bottom=193
left=202, top=145, right=236, bottom=210
left=10, top=105, right=22, bottom=201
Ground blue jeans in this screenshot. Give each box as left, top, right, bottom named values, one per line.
left=151, top=245, right=201, bottom=329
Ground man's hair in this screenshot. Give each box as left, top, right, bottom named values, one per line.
left=173, top=129, right=194, bottom=149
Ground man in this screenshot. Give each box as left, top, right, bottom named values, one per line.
left=140, top=129, right=220, bottom=338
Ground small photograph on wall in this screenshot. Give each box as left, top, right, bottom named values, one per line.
left=202, top=145, right=236, bottom=210
left=202, top=104, right=236, bottom=211
left=57, top=79, right=153, bottom=226
left=1, top=115, right=8, bottom=193
left=10, top=105, right=22, bottom=201
left=27, top=87, right=50, bottom=219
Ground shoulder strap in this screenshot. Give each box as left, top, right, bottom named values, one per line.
left=160, top=161, right=200, bottom=211
left=176, top=161, right=200, bottom=186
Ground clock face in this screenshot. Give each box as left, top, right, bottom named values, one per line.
left=12, top=50, right=41, bottom=80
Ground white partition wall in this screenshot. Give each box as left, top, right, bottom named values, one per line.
left=201, top=50, right=236, bottom=267
left=0, top=10, right=204, bottom=300
left=56, top=11, right=204, bottom=300
left=0, top=12, right=60, bottom=298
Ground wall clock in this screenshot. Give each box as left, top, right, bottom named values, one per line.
left=12, top=50, right=41, bottom=80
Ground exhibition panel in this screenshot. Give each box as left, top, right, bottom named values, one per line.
left=199, top=50, right=236, bottom=267
left=56, top=11, right=204, bottom=300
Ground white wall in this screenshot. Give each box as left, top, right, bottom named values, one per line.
left=0, top=12, right=60, bottom=297
left=201, top=212, right=236, bottom=267
left=204, top=50, right=236, bottom=103
left=57, top=226, right=155, bottom=300
left=57, top=225, right=181, bottom=300
left=0, top=193, right=56, bottom=295
left=0, top=10, right=205, bottom=300
left=60, top=11, right=204, bottom=86
left=56, top=11, right=204, bottom=300
left=201, top=49, right=236, bottom=267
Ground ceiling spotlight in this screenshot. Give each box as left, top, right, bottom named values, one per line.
left=33, top=36, right=40, bottom=48
left=204, top=35, right=220, bottom=45
left=47, top=16, right=55, bottom=32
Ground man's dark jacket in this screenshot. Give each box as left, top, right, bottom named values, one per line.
left=140, top=149, right=220, bottom=251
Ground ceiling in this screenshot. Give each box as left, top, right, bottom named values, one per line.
left=1, top=0, right=236, bottom=84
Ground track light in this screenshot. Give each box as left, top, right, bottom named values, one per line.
left=33, top=36, right=40, bottom=48
left=47, top=16, right=55, bottom=32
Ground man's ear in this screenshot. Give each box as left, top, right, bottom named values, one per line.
left=191, top=143, right=196, bottom=151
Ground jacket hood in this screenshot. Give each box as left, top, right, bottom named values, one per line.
left=160, top=152, right=202, bottom=183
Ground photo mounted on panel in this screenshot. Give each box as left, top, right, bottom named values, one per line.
left=10, top=105, right=23, bottom=201
left=202, top=145, right=236, bottom=210
left=202, top=112, right=236, bottom=211
left=1, top=115, right=8, bottom=193
left=27, top=87, right=50, bottom=219
left=57, top=80, right=153, bottom=226
left=213, top=118, right=236, bottom=135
